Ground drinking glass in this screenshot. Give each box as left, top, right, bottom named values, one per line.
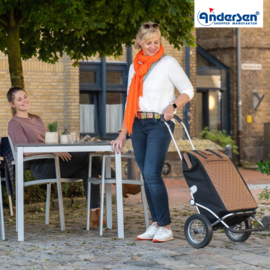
left=69, top=132, right=80, bottom=143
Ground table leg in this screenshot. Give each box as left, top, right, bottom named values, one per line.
left=114, top=149, right=124, bottom=238
left=105, top=157, right=112, bottom=229
left=16, top=147, right=24, bottom=241
left=55, top=157, right=65, bottom=231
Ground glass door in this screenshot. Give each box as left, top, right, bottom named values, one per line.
left=196, top=90, right=222, bottom=137
left=209, top=90, right=222, bottom=131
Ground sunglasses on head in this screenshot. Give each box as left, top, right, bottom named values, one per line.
left=142, top=23, right=159, bottom=29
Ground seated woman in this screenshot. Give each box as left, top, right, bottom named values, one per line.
left=7, top=86, right=103, bottom=228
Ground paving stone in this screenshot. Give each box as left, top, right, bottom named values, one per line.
left=231, top=253, right=270, bottom=265
left=262, top=215, right=270, bottom=230
left=1, top=196, right=270, bottom=269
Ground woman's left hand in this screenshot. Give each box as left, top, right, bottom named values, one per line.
left=161, top=104, right=175, bottom=121
left=54, top=152, right=72, bottom=162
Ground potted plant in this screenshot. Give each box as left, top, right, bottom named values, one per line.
left=60, top=129, right=70, bottom=143
left=45, top=121, right=59, bottom=143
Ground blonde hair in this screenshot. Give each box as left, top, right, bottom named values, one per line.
left=134, top=22, right=162, bottom=50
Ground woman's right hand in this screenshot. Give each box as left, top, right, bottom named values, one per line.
left=54, top=152, right=72, bottom=162
left=111, top=132, right=127, bottom=154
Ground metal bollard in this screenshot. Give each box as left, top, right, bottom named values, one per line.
left=225, top=145, right=232, bottom=159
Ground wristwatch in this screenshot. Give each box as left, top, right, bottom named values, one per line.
left=171, top=103, right=177, bottom=113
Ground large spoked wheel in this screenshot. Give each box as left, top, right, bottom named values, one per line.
left=184, top=214, right=213, bottom=248
left=225, top=218, right=252, bottom=242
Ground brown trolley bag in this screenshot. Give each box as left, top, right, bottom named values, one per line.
left=161, top=115, right=265, bottom=248
left=182, top=149, right=258, bottom=223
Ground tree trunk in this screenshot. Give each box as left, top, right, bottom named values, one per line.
left=7, top=11, right=24, bottom=89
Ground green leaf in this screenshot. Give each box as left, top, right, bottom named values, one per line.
left=0, top=0, right=195, bottom=86
left=199, top=127, right=239, bottom=154
left=47, top=121, right=58, bottom=132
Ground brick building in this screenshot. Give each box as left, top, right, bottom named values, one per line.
left=196, top=0, right=270, bottom=163
left=0, top=39, right=196, bottom=142
left=2, top=10, right=269, bottom=167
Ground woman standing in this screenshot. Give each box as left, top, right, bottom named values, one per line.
left=112, top=22, right=194, bottom=242
left=7, top=86, right=103, bottom=228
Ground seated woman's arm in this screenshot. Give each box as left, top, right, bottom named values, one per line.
left=8, top=121, right=71, bottom=161
left=24, top=152, right=71, bottom=161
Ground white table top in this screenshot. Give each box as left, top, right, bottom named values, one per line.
left=15, top=141, right=111, bottom=148
left=15, top=142, right=113, bottom=153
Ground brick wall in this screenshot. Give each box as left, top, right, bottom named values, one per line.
left=63, top=54, right=80, bottom=133
left=189, top=30, right=197, bottom=138
left=0, top=52, right=80, bottom=136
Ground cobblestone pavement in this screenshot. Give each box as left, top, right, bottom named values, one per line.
left=1, top=169, right=270, bottom=270
left=0, top=196, right=270, bottom=270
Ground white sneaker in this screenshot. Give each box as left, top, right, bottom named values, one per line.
left=153, top=227, right=174, bottom=242
left=137, top=223, right=159, bottom=240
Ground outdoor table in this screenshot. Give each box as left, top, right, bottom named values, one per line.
left=15, top=142, right=124, bottom=241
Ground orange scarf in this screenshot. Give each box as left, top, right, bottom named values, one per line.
left=124, top=45, right=165, bottom=135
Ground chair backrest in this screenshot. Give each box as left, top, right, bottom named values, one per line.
left=7, top=135, right=15, bottom=163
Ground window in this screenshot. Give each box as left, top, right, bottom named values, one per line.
left=79, top=93, right=98, bottom=133
left=79, top=61, right=127, bottom=139
left=106, top=72, right=123, bottom=84
left=80, top=71, right=97, bottom=84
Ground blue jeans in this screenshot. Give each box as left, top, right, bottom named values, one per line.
left=131, top=118, right=175, bottom=226
left=29, top=153, right=103, bottom=209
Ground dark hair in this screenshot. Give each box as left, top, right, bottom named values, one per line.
left=7, top=87, right=26, bottom=116
left=6, top=86, right=38, bottom=119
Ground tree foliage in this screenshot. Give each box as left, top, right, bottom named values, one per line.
left=0, top=0, right=195, bottom=69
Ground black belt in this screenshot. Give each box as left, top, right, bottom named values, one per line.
left=136, top=112, right=161, bottom=119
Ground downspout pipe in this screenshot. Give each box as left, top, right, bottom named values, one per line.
left=237, top=28, right=243, bottom=165
left=100, top=56, right=106, bottom=138
left=185, top=46, right=190, bottom=135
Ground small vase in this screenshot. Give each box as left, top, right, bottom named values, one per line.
left=45, top=132, right=59, bottom=143
left=60, top=134, right=70, bottom=144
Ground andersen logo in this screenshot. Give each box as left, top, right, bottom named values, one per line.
left=197, top=8, right=260, bottom=26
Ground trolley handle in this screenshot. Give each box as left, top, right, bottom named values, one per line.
left=160, top=115, right=183, bottom=124
left=173, top=115, right=184, bottom=124
left=160, top=114, right=195, bottom=153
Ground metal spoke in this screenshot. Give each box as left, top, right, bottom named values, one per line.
left=188, top=219, right=206, bottom=244
left=228, top=221, right=245, bottom=238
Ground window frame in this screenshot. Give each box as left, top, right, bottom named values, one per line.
left=79, top=61, right=128, bottom=139
left=80, top=62, right=102, bottom=91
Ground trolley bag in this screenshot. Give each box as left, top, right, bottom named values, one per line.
left=182, top=150, right=258, bottom=223
left=161, top=115, right=265, bottom=248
